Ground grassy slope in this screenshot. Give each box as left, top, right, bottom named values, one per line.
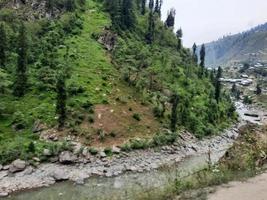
left=0, top=0, right=161, bottom=163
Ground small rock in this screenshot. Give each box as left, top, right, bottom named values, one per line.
left=43, top=149, right=52, bottom=156
left=112, top=146, right=121, bottom=154
left=33, top=157, right=40, bottom=162
left=59, top=151, right=77, bottom=164
left=9, top=159, right=26, bottom=173
left=75, top=178, right=85, bottom=185
left=3, top=165, right=9, bottom=170
left=50, top=157, right=59, bottom=163
left=0, top=164, right=2, bottom=170
left=0, top=170, right=8, bottom=179
left=99, top=151, right=106, bottom=158
left=52, top=169, right=69, bottom=181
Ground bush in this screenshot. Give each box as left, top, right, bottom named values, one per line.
left=129, top=138, right=149, bottom=150
left=97, top=129, right=106, bottom=142
left=132, top=113, right=141, bottom=121
left=152, top=132, right=177, bottom=146
left=89, top=147, right=98, bottom=155
left=104, top=147, right=113, bottom=156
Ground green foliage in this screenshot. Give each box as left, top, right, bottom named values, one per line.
left=104, top=147, right=113, bottom=156
left=132, top=113, right=141, bottom=121
left=13, top=23, right=28, bottom=97
left=56, top=73, right=67, bottom=128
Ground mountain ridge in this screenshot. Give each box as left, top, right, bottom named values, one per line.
left=202, top=22, right=267, bottom=67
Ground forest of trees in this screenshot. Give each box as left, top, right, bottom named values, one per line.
left=0, top=0, right=236, bottom=164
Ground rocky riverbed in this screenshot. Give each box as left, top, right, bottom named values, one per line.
left=1, top=101, right=266, bottom=198
left=0, top=125, right=240, bottom=198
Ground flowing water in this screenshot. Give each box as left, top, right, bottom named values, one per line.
left=4, top=102, right=257, bottom=200
left=5, top=151, right=226, bottom=200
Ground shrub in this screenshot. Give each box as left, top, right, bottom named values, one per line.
left=89, top=147, right=98, bottom=155
left=152, top=132, right=177, bottom=146
left=104, top=147, right=113, bottom=156
left=97, top=129, right=106, bottom=142
left=88, top=115, right=94, bottom=123
left=28, top=142, right=35, bottom=153
left=132, top=113, right=141, bottom=121
left=129, top=138, right=149, bottom=150
left=121, top=143, right=132, bottom=152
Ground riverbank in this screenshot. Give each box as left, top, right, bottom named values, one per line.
left=0, top=124, right=240, bottom=197
left=1, top=101, right=266, bottom=198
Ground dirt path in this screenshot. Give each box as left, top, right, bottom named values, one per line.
left=208, top=172, right=267, bottom=200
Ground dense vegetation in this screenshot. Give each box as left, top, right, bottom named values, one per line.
left=0, top=0, right=236, bottom=164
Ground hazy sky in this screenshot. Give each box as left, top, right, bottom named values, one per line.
left=162, top=0, right=267, bottom=47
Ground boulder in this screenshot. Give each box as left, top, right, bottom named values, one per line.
left=59, top=151, right=77, bottom=164
left=9, top=159, right=26, bottom=173
left=99, top=151, right=106, bottom=158
left=52, top=169, right=69, bottom=181
left=0, top=192, right=8, bottom=197
left=112, top=146, right=121, bottom=154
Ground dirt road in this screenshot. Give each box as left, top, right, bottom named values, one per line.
left=208, top=172, right=267, bottom=200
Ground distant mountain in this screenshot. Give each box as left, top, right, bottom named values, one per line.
left=203, top=23, right=267, bottom=67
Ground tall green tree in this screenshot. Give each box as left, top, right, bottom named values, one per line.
left=199, top=44, right=205, bottom=77
left=56, top=73, right=67, bottom=129
left=13, top=23, right=28, bottom=97
left=154, top=0, right=162, bottom=16
left=0, top=23, right=7, bottom=68
left=192, top=43, right=198, bottom=63
left=106, top=0, right=122, bottom=30
left=215, top=66, right=222, bottom=102
left=170, top=93, right=179, bottom=132
left=165, top=8, right=175, bottom=28
left=176, top=28, right=183, bottom=51
left=148, top=0, right=154, bottom=11
left=121, top=0, right=136, bottom=30
left=141, top=0, right=146, bottom=15
left=65, top=0, right=76, bottom=11
left=146, top=11, right=155, bottom=44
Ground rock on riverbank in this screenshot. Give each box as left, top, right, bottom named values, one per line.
left=0, top=125, right=240, bottom=197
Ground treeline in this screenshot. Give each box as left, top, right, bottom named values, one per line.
left=0, top=1, right=84, bottom=128
left=103, top=0, right=236, bottom=136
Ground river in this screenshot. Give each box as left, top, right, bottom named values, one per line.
left=2, top=102, right=266, bottom=200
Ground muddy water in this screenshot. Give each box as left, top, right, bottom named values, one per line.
left=6, top=151, right=226, bottom=200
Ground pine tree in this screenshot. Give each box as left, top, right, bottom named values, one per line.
left=56, top=73, right=67, bottom=129
left=165, top=8, right=176, bottom=28
left=199, top=44, right=205, bottom=77
left=176, top=28, right=183, bottom=51
left=146, top=11, right=155, bottom=44
left=154, top=0, right=162, bottom=16
left=215, top=66, right=222, bottom=102
left=141, top=0, right=146, bottom=15
left=106, top=0, right=122, bottom=30
left=13, top=23, right=28, bottom=97
left=0, top=23, right=7, bottom=68
left=65, top=0, right=76, bottom=11
left=192, top=43, right=198, bottom=64
left=121, top=0, right=136, bottom=30
left=170, top=93, right=179, bottom=132
left=148, top=0, right=154, bottom=11
left=46, top=0, right=54, bottom=14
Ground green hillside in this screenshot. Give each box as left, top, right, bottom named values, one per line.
left=0, top=0, right=236, bottom=164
